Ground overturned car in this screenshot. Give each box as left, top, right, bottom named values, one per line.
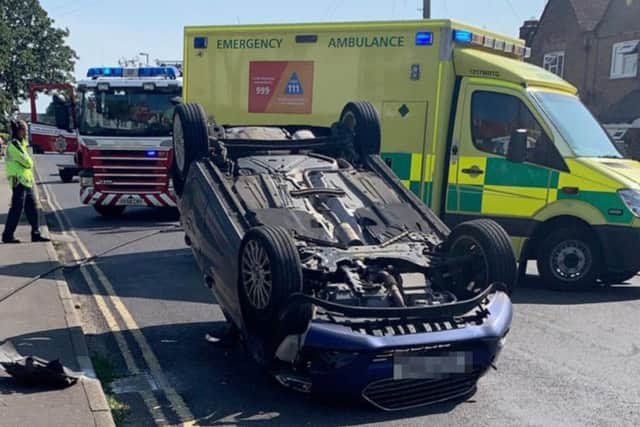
left=172, top=101, right=516, bottom=410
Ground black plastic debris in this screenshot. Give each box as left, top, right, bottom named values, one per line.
left=0, top=340, right=79, bottom=388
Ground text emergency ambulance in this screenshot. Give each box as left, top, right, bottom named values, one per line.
left=181, top=19, right=640, bottom=290
left=55, top=66, right=182, bottom=216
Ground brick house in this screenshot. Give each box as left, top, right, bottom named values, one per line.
left=525, top=0, right=640, bottom=124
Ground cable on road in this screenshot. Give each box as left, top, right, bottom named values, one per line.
left=0, top=224, right=184, bottom=304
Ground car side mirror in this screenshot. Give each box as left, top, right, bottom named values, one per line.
left=507, top=129, right=528, bottom=163
left=53, top=95, right=71, bottom=131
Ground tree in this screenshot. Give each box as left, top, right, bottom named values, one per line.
left=0, top=0, right=77, bottom=129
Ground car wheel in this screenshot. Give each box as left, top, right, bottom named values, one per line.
left=93, top=205, right=125, bottom=217
left=59, top=169, right=74, bottom=183
left=338, top=101, right=381, bottom=165
left=172, top=103, right=209, bottom=196
left=238, top=226, right=310, bottom=363
left=445, top=219, right=517, bottom=295
left=536, top=227, right=601, bottom=291
left=599, top=270, right=637, bottom=285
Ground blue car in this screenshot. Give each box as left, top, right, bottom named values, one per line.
left=172, top=101, right=515, bottom=410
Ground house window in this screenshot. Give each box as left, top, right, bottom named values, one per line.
left=611, top=40, right=639, bottom=79
left=543, top=51, right=565, bottom=77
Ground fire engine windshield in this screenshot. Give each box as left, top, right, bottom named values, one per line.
left=79, top=87, right=179, bottom=137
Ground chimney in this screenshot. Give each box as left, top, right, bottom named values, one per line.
left=519, top=20, right=539, bottom=47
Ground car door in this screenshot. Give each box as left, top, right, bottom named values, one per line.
left=28, top=83, right=78, bottom=154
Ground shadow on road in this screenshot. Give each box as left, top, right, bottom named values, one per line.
left=94, top=321, right=467, bottom=426
left=512, top=275, right=640, bottom=305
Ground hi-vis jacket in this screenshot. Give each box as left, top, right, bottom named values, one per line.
left=5, top=138, right=34, bottom=188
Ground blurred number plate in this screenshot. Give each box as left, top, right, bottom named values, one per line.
left=393, top=352, right=470, bottom=379
left=118, top=196, right=146, bottom=206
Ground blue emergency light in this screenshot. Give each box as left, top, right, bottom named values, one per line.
left=87, top=66, right=178, bottom=79
left=87, top=67, right=124, bottom=78
left=415, top=32, right=433, bottom=46
left=453, top=30, right=473, bottom=44
left=145, top=150, right=158, bottom=157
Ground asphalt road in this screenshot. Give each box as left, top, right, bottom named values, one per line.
left=35, top=154, right=640, bottom=426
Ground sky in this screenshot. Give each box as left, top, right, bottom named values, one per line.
left=41, top=0, right=548, bottom=80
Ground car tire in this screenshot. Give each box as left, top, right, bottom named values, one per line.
left=599, top=270, right=637, bottom=285
left=172, top=103, right=209, bottom=196
left=94, top=205, right=125, bottom=217
left=59, top=169, right=74, bottom=183
left=536, top=227, right=601, bottom=291
left=338, top=101, right=381, bottom=165
left=444, top=219, right=517, bottom=294
left=238, top=226, right=311, bottom=364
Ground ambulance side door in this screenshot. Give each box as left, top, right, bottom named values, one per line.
left=446, top=79, right=566, bottom=238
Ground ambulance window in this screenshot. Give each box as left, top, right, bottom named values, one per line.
left=471, top=91, right=565, bottom=170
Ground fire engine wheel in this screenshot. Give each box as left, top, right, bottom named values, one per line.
left=59, top=169, right=74, bottom=183
left=444, top=219, right=517, bottom=295
left=238, top=226, right=311, bottom=365
left=172, top=103, right=209, bottom=196
left=94, top=205, right=125, bottom=217
left=338, top=101, right=381, bottom=165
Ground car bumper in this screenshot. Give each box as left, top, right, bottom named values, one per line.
left=283, top=291, right=512, bottom=410
left=596, top=225, right=640, bottom=272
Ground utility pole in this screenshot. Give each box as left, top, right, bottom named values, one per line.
left=422, top=0, right=431, bottom=19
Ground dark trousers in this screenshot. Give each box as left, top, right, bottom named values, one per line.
left=2, top=183, right=40, bottom=239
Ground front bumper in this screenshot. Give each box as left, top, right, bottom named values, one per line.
left=595, top=225, right=640, bottom=272
left=80, top=186, right=177, bottom=208
left=281, top=291, right=512, bottom=410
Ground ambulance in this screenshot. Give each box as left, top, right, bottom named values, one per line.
left=181, top=19, right=640, bottom=290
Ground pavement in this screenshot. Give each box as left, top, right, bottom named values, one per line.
left=0, top=158, right=114, bottom=427
left=10, top=154, right=640, bottom=426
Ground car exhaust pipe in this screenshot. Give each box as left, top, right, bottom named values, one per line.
left=334, top=222, right=363, bottom=247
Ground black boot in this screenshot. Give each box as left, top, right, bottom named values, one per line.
left=2, top=235, right=21, bottom=244
left=31, top=232, right=50, bottom=243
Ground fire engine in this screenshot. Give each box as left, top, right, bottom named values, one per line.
left=28, top=83, right=78, bottom=156
left=53, top=66, right=182, bottom=216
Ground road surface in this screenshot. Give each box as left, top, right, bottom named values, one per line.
left=36, top=154, right=640, bottom=426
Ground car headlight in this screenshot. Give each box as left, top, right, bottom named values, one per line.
left=618, top=189, right=640, bottom=217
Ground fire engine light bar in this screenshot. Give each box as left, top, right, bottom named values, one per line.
left=88, top=67, right=124, bottom=78
left=415, top=32, right=433, bottom=46
left=453, top=30, right=473, bottom=44
left=87, top=66, right=177, bottom=79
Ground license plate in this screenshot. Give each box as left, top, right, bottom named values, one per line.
left=117, top=196, right=147, bottom=206
left=393, top=352, right=471, bottom=379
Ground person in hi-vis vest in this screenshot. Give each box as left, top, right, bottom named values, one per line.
left=2, top=120, right=50, bottom=244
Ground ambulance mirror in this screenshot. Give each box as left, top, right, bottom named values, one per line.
left=507, top=129, right=527, bottom=163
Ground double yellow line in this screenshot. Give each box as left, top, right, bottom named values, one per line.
left=39, top=179, right=196, bottom=426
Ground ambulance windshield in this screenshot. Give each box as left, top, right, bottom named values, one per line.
left=79, top=87, right=179, bottom=137
left=533, top=91, right=622, bottom=158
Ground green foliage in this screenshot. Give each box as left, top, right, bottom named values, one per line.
left=0, top=0, right=77, bottom=129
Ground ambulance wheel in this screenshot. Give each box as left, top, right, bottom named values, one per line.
left=339, top=101, right=381, bottom=165
left=172, top=103, right=209, bottom=196
left=238, top=226, right=311, bottom=365
left=444, top=219, right=517, bottom=295
left=94, top=205, right=125, bottom=217
left=537, top=227, right=601, bottom=291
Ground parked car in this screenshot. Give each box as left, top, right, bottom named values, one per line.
left=172, top=100, right=516, bottom=410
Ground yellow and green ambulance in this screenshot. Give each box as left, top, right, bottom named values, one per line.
left=182, top=19, right=640, bottom=290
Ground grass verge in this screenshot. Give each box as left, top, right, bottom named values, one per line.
left=91, top=354, right=130, bottom=426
